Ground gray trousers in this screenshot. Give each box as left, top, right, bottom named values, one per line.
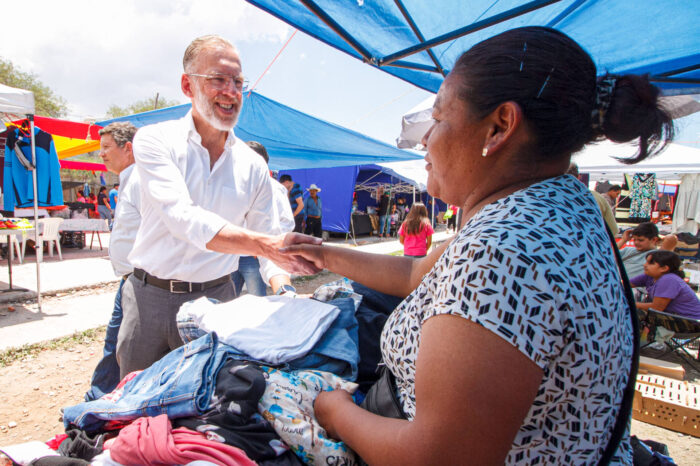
left=116, top=273, right=236, bottom=378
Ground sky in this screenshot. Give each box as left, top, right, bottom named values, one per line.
left=0, top=0, right=433, bottom=146
left=0, top=0, right=697, bottom=149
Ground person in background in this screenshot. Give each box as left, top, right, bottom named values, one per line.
left=76, top=190, right=87, bottom=203
left=604, top=185, right=622, bottom=215
left=617, top=222, right=678, bottom=278
left=109, top=183, right=119, bottom=210
left=97, top=186, right=112, bottom=223
left=398, top=202, right=433, bottom=258
left=280, top=174, right=304, bottom=233
left=304, top=184, right=323, bottom=238
left=231, top=141, right=295, bottom=297
left=446, top=204, right=459, bottom=232
left=631, top=250, right=700, bottom=319
left=567, top=163, right=618, bottom=235
left=282, top=25, right=673, bottom=463
left=376, top=188, right=391, bottom=238
left=85, top=121, right=140, bottom=401
left=389, top=204, right=400, bottom=237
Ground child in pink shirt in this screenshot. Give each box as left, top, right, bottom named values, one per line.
left=399, top=202, right=434, bottom=257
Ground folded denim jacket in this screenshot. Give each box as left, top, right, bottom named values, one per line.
left=63, top=333, right=237, bottom=433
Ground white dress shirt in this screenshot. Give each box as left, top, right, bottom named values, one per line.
left=273, top=179, right=295, bottom=232
left=109, top=164, right=141, bottom=276
left=129, top=111, right=288, bottom=283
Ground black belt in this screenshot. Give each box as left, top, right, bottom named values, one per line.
left=132, top=268, right=231, bottom=294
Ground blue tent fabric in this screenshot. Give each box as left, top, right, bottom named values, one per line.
left=247, top=0, right=700, bottom=95
left=97, top=91, right=420, bottom=170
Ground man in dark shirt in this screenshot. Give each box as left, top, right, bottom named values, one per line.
left=280, top=174, right=304, bottom=233
left=97, top=186, right=112, bottom=224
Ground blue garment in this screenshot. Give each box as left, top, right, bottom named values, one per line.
left=379, top=214, right=391, bottom=235
left=3, top=126, right=63, bottom=210
left=85, top=279, right=125, bottom=402
left=108, top=188, right=118, bottom=209
left=288, top=297, right=359, bottom=380
left=231, top=256, right=267, bottom=297
left=288, top=182, right=303, bottom=212
left=63, top=332, right=237, bottom=433
left=303, top=196, right=322, bottom=217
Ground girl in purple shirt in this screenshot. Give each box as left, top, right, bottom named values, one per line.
left=631, top=250, right=700, bottom=320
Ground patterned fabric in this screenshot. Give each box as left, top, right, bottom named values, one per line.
left=629, top=173, right=657, bottom=220
left=381, top=175, right=633, bottom=464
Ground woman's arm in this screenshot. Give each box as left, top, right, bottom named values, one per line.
left=282, top=239, right=453, bottom=298
left=426, top=234, right=432, bottom=251
left=636, top=297, right=672, bottom=311
left=315, top=315, right=542, bottom=465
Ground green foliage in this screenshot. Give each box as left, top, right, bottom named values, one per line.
left=106, top=95, right=181, bottom=118
left=0, top=57, right=67, bottom=117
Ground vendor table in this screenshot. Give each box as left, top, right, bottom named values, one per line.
left=0, top=228, right=34, bottom=293
left=59, top=219, right=109, bottom=250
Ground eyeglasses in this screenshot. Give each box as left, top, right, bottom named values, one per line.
left=187, top=73, right=248, bottom=92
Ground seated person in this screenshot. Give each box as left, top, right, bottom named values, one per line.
left=632, top=250, right=700, bottom=320
left=617, top=222, right=677, bottom=278
left=282, top=26, right=673, bottom=464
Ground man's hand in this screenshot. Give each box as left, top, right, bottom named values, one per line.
left=279, top=237, right=327, bottom=271
left=266, top=232, right=323, bottom=275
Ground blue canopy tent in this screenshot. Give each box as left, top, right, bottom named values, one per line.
left=97, top=91, right=420, bottom=169
left=279, top=163, right=428, bottom=234
left=246, top=0, right=700, bottom=96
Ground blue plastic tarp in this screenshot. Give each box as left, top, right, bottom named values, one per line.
left=97, top=91, right=420, bottom=170
left=247, top=0, right=700, bottom=95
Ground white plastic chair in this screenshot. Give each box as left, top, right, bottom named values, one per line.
left=0, top=234, right=25, bottom=263
left=36, top=218, right=64, bottom=262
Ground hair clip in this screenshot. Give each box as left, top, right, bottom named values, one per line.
left=536, top=67, right=555, bottom=99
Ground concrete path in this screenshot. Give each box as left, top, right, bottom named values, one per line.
left=0, top=230, right=455, bottom=350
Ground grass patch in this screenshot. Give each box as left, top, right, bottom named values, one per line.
left=292, top=270, right=332, bottom=283
left=0, top=326, right=106, bottom=367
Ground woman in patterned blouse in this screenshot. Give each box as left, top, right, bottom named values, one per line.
left=284, top=27, right=673, bottom=464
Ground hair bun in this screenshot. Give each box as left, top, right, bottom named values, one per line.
left=597, top=74, right=674, bottom=164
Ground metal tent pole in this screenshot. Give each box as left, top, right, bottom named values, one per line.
left=29, top=115, right=42, bottom=313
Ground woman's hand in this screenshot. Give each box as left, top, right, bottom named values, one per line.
left=314, top=389, right=354, bottom=440
left=279, top=241, right=327, bottom=271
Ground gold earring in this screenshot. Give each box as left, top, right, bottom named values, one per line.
left=482, top=147, right=488, bottom=157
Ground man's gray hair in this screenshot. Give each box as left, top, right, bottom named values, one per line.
left=183, top=35, right=237, bottom=73
left=99, top=122, right=138, bottom=148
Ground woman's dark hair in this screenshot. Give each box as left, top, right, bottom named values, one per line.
left=450, top=26, right=673, bottom=163
left=99, top=186, right=107, bottom=193
left=646, top=250, right=684, bottom=279
left=402, top=202, right=429, bottom=236
left=77, top=190, right=84, bottom=197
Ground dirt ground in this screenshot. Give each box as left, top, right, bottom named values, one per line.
left=1, top=271, right=699, bottom=464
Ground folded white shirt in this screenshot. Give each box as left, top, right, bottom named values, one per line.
left=178, top=295, right=340, bottom=364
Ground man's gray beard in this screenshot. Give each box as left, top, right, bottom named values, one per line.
left=193, top=90, right=240, bottom=131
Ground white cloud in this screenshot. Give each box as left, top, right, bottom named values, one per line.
left=0, top=0, right=289, bottom=118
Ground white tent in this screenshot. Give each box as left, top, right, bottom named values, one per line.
left=0, top=83, right=43, bottom=311
left=378, top=158, right=428, bottom=192
left=397, top=95, right=700, bottom=150
left=573, top=141, right=700, bottom=181
left=0, top=84, right=35, bottom=114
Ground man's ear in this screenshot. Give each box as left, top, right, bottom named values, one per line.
left=181, top=74, right=194, bottom=99
left=483, top=101, right=524, bottom=155
left=124, top=141, right=133, bottom=155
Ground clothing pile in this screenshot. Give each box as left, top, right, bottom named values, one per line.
left=0, top=280, right=395, bottom=466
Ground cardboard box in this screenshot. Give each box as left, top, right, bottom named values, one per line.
left=633, top=374, right=700, bottom=437
left=639, top=356, right=686, bottom=380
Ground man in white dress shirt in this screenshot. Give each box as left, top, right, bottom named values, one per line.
left=85, top=122, right=140, bottom=400
left=116, top=35, right=320, bottom=376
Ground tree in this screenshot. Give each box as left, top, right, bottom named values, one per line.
left=0, top=57, right=68, bottom=117
left=105, top=95, right=181, bottom=118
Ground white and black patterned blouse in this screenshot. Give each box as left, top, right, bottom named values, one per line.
left=381, top=175, right=633, bottom=464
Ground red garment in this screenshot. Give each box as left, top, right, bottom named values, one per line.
left=46, top=433, right=68, bottom=450
left=109, top=414, right=255, bottom=466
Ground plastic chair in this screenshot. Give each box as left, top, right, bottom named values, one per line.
left=0, top=234, right=25, bottom=263
left=638, top=308, right=700, bottom=372
left=36, top=218, right=64, bottom=262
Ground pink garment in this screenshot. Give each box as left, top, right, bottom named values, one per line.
left=399, top=222, right=434, bottom=256
left=109, top=414, right=255, bottom=466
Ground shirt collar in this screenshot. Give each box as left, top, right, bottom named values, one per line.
left=119, top=164, right=135, bottom=186
left=184, top=109, right=237, bottom=149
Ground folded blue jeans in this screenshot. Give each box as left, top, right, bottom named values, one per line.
left=63, top=333, right=236, bottom=433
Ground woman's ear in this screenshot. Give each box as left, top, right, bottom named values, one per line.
left=660, top=264, right=670, bottom=274
left=483, top=101, right=525, bottom=155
